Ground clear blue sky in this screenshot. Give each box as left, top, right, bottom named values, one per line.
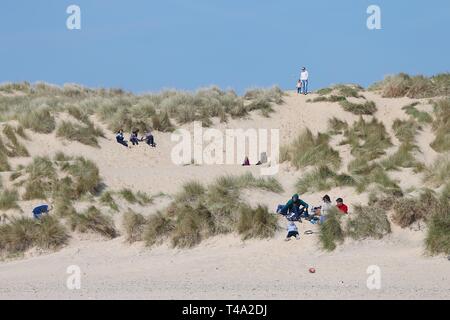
left=1, top=0, right=449, bottom=94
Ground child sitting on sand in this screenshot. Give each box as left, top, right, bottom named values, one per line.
left=130, top=129, right=143, bottom=146
left=285, top=221, right=300, bottom=241
left=145, top=130, right=156, bottom=147
left=336, top=198, right=348, bottom=214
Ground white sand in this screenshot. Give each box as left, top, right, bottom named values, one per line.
left=0, top=91, right=448, bottom=300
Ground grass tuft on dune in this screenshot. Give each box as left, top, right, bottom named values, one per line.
left=281, top=129, right=341, bottom=170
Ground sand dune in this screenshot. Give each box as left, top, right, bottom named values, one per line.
left=0, top=90, right=448, bottom=300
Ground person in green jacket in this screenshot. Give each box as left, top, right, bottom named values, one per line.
left=276, top=194, right=309, bottom=221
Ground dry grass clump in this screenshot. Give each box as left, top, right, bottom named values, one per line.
left=425, top=200, right=450, bottom=255
left=315, top=84, right=363, bottom=98
left=0, top=188, right=20, bottom=211
left=308, top=95, right=346, bottom=103
left=244, top=86, right=284, bottom=104
left=341, top=117, right=392, bottom=162
left=119, top=188, right=154, bottom=206
left=237, top=205, right=279, bottom=240
left=392, top=190, right=437, bottom=228
left=0, top=139, right=11, bottom=172
left=281, top=129, right=341, bottom=170
left=319, top=208, right=345, bottom=251
left=423, top=155, right=450, bottom=188
left=430, top=99, right=450, bottom=152
left=327, top=117, right=348, bottom=135
left=122, top=210, right=147, bottom=243
left=56, top=120, right=104, bottom=147
left=0, top=81, right=32, bottom=94
left=341, top=118, right=402, bottom=195
left=20, top=155, right=101, bottom=201
left=296, top=166, right=355, bottom=194
left=349, top=162, right=402, bottom=196
left=346, top=205, right=391, bottom=240
left=143, top=212, right=174, bottom=247
left=61, top=157, right=102, bottom=197
left=402, top=103, right=433, bottom=124
left=0, top=215, right=68, bottom=256
left=339, top=100, right=377, bottom=115
left=99, top=191, right=119, bottom=211
left=22, top=156, right=57, bottom=200
left=2, top=125, right=29, bottom=157
left=370, top=73, right=450, bottom=98
left=53, top=197, right=77, bottom=218
left=19, top=107, right=56, bottom=133
left=69, top=206, right=117, bottom=239
left=381, top=119, right=422, bottom=171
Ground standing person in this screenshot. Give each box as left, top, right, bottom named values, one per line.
left=300, top=67, right=309, bottom=95
left=336, top=198, right=349, bottom=214
left=296, top=79, right=302, bottom=95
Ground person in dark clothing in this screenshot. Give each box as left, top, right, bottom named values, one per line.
left=130, top=130, right=141, bottom=146
left=276, top=194, right=309, bottom=221
left=145, top=131, right=156, bottom=147
left=116, top=129, right=128, bottom=147
left=33, top=204, right=50, bottom=219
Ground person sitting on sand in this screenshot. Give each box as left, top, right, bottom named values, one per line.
left=307, top=195, right=333, bottom=223
left=277, top=194, right=309, bottom=221
left=296, top=79, right=302, bottom=95
left=145, top=130, right=156, bottom=147
left=242, top=156, right=250, bottom=166
left=285, top=221, right=300, bottom=241
left=130, top=129, right=141, bottom=146
left=116, top=129, right=128, bottom=147
left=336, top=198, right=348, bottom=214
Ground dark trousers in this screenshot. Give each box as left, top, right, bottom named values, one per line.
left=287, top=231, right=299, bottom=238
left=146, top=136, right=156, bottom=147
left=130, top=138, right=139, bottom=146
left=117, top=138, right=128, bottom=147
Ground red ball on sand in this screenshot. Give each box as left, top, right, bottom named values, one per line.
left=309, top=268, right=316, bottom=273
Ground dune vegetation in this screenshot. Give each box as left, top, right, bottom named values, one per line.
left=124, top=173, right=283, bottom=248
left=0, top=83, right=285, bottom=137
left=281, top=129, right=341, bottom=170
left=369, top=73, right=450, bottom=98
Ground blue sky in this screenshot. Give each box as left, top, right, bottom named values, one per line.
left=0, top=0, right=449, bottom=94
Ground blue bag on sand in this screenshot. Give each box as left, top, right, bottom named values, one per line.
left=33, top=205, right=49, bottom=219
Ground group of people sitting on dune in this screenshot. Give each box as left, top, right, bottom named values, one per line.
left=116, top=129, right=157, bottom=148
left=276, top=194, right=348, bottom=241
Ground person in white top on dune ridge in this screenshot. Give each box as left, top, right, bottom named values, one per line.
left=300, top=67, right=309, bottom=95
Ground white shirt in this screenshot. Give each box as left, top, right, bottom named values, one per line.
left=300, top=70, right=309, bottom=81
left=287, top=223, right=298, bottom=232
left=321, top=201, right=332, bottom=217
